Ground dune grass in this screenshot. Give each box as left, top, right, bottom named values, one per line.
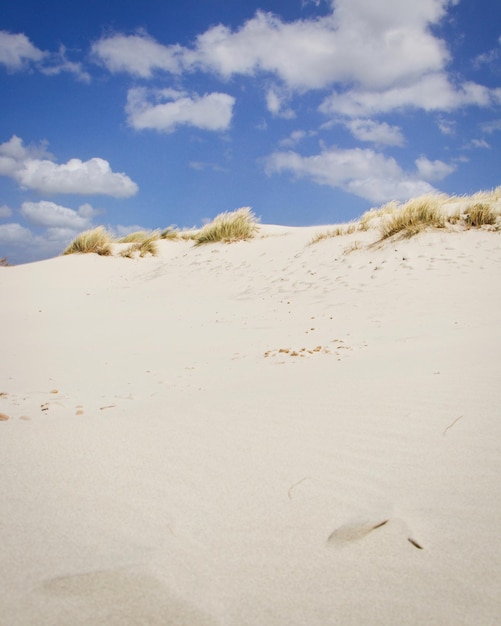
left=379, top=196, right=446, bottom=239
left=118, top=230, right=154, bottom=243
left=63, top=226, right=113, bottom=256
left=159, top=227, right=180, bottom=240
left=464, top=203, right=497, bottom=227
left=119, top=231, right=160, bottom=258
left=307, top=187, right=500, bottom=247
left=309, top=224, right=358, bottom=245
left=359, top=201, right=401, bottom=231
left=194, top=207, right=259, bottom=246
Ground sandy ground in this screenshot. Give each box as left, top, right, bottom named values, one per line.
left=1, top=225, right=500, bottom=625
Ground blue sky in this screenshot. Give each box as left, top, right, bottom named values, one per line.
left=1, top=0, right=500, bottom=263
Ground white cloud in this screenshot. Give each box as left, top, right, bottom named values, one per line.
left=0, top=204, right=13, bottom=218
left=437, top=117, right=456, bottom=135
left=0, top=135, right=138, bottom=197
left=481, top=119, right=501, bottom=134
left=91, top=32, right=183, bottom=78
left=92, top=0, right=452, bottom=92
left=188, top=161, right=227, bottom=173
left=279, top=130, right=317, bottom=147
left=266, top=88, right=295, bottom=119
left=77, top=203, right=101, bottom=218
left=0, top=222, right=34, bottom=244
left=345, top=119, right=405, bottom=146
left=20, top=201, right=92, bottom=229
left=40, top=45, right=91, bottom=83
left=468, top=139, right=490, bottom=149
left=0, top=31, right=46, bottom=71
left=191, top=2, right=451, bottom=91
left=126, top=88, right=235, bottom=133
left=265, top=145, right=436, bottom=203
left=415, top=156, right=455, bottom=181
left=320, top=74, right=495, bottom=117
left=90, top=1, right=501, bottom=128
left=17, top=158, right=138, bottom=196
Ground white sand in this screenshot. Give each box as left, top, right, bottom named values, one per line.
left=1, top=225, right=500, bottom=625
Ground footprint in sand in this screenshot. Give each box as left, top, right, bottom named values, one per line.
left=39, top=568, right=218, bottom=625
left=328, top=519, right=389, bottom=544
left=327, top=518, right=423, bottom=550
left=0, top=412, right=10, bottom=421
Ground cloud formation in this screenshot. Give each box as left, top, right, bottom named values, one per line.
left=414, top=156, right=456, bottom=181
left=0, top=204, right=13, bottom=218
left=0, top=222, right=34, bottom=244
left=20, top=201, right=91, bottom=229
left=0, top=200, right=105, bottom=264
left=91, top=32, right=183, bottom=77
left=0, top=31, right=46, bottom=71
left=92, top=0, right=450, bottom=92
left=265, top=146, right=437, bottom=203
left=0, top=31, right=88, bottom=81
left=345, top=119, right=405, bottom=146
left=320, top=74, right=499, bottom=118
left=0, top=136, right=138, bottom=197
left=126, top=88, right=235, bottom=133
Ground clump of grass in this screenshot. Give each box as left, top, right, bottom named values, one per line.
left=63, top=226, right=113, bottom=256
left=120, top=231, right=159, bottom=258
left=309, top=226, right=346, bottom=244
left=160, top=227, right=180, bottom=240
left=309, top=223, right=358, bottom=245
left=194, top=207, right=259, bottom=246
left=469, top=187, right=501, bottom=205
left=343, top=240, right=363, bottom=254
left=359, top=201, right=399, bottom=231
left=118, top=230, right=153, bottom=243
left=0, top=257, right=10, bottom=266
left=180, top=230, right=198, bottom=241
left=379, top=196, right=446, bottom=239
left=463, top=203, right=497, bottom=227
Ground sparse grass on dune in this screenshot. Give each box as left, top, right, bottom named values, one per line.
left=180, top=231, right=199, bottom=241
left=359, top=201, right=400, bottom=231
left=118, top=230, right=154, bottom=243
left=307, top=187, right=500, bottom=248
left=379, top=195, right=446, bottom=240
left=309, top=224, right=357, bottom=245
left=59, top=188, right=499, bottom=261
left=119, top=231, right=160, bottom=258
left=160, top=227, right=199, bottom=241
left=194, top=207, right=259, bottom=246
left=464, top=203, right=498, bottom=227
left=63, top=226, right=113, bottom=256
left=159, top=227, right=180, bottom=240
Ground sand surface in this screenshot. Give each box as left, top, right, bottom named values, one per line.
left=1, top=225, right=500, bottom=625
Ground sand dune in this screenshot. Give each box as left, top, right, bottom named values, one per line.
left=1, top=224, right=500, bottom=625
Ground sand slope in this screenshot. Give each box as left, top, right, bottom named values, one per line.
left=1, top=226, right=500, bottom=625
